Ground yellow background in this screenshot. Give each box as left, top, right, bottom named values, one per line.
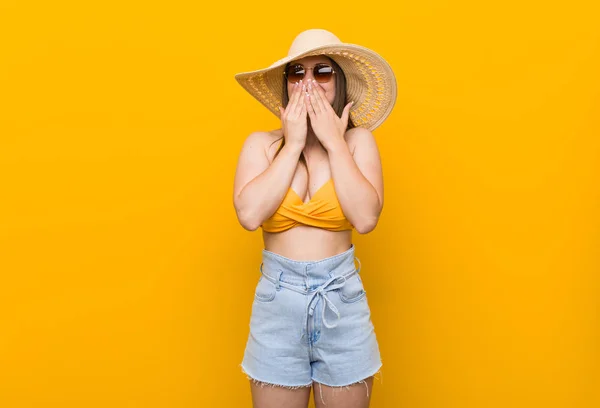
left=1, top=1, right=598, bottom=407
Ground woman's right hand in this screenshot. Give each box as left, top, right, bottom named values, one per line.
left=278, top=81, right=307, bottom=149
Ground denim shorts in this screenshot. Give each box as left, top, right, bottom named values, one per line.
left=240, top=244, right=383, bottom=390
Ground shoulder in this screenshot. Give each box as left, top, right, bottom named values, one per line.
left=344, top=126, right=376, bottom=155
left=345, top=126, right=373, bottom=139
left=241, top=129, right=283, bottom=159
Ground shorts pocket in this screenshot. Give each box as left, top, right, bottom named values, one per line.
left=338, top=273, right=366, bottom=303
left=254, top=275, right=277, bottom=303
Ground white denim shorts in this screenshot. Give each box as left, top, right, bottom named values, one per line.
left=239, top=244, right=383, bottom=390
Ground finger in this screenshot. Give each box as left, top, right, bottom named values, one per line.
left=341, top=101, right=353, bottom=125
left=308, top=81, right=324, bottom=114
left=287, top=81, right=301, bottom=113
left=294, top=80, right=306, bottom=111
left=341, top=101, right=354, bottom=121
left=291, top=81, right=306, bottom=119
left=304, top=92, right=315, bottom=119
left=293, top=82, right=306, bottom=116
left=299, top=92, right=308, bottom=118
left=308, top=80, right=326, bottom=113
left=311, top=80, right=330, bottom=112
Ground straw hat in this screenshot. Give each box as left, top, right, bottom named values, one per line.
left=234, top=29, right=397, bottom=132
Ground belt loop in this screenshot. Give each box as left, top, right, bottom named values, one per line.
left=354, top=256, right=361, bottom=274
left=260, top=263, right=282, bottom=289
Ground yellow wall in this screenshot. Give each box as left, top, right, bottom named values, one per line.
left=1, top=1, right=598, bottom=407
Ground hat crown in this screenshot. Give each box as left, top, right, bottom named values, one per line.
left=287, top=29, right=342, bottom=57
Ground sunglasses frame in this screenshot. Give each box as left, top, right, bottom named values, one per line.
left=283, top=63, right=336, bottom=83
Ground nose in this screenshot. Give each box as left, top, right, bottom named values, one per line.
left=303, top=69, right=315, bottom=82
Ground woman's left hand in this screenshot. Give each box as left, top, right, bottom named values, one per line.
left=304, top=79, right=354, bottom=151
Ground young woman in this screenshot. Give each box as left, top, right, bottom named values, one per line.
left=233, top=29, right=397, bottom=408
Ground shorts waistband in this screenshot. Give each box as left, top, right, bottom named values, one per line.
left=260, top=244, right=360, bottom=288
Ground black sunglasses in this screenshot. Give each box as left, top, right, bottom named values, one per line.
left=283, top=63, right=336, bottom=83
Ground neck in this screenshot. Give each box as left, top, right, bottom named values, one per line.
left=305, top=125, right=322, bottom=149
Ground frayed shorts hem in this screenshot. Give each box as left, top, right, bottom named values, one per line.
left=239, top=363, right=313, bottom=388
left=239, top=361, right=383, bottom=389
left=311, top=362, right=384, bottom=388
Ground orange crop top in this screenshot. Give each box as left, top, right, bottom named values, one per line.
left=261, top=178, right=354, bottom=233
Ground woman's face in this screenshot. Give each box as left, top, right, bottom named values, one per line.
left=286, top=55, right=336, bottom=106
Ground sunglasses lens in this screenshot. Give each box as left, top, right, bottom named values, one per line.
left=314, top=64, right=334, bottom=82
left=286, top=65, right=304, bottom=82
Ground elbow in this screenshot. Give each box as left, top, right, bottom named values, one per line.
left=240, top=220, right=261, bottom=232
left=354, top=215, right=380, bottom=235
left=234, top=204, right=262, bottom=231
left=353, top=200, right=383, bottom=234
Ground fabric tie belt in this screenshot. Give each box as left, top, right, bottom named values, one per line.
left=305, top=274, right=349, bottom=330
left=259, top=257, right=361, bottom=339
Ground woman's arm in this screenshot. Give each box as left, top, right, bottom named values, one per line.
left=233, top=132, right=303, bottom=231
left=327, top=127, right=384, bottom=234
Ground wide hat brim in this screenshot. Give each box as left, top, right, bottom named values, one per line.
left=234, top=43, right=397, bottom=132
